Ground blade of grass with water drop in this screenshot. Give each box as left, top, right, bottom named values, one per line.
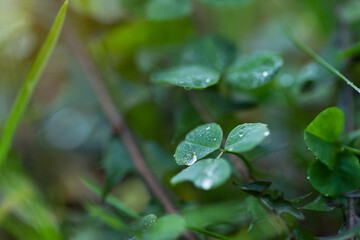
left=286, top=30, right=360, bottom=94
left=0, top=1, right=69, bottom=166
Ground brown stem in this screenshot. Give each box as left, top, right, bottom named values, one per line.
left=187, top=91, right=253, bottom=183
left=63, top=24, right=179, bottom=214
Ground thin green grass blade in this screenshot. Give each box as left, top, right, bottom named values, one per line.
left=0, top=1, right=69, bottom=166
left=285, top=30, right=360, bottom=94
left=81, top=178, right=141, bottom=220
left=337, top=41, right=360, bottom=60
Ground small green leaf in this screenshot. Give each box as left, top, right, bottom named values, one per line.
left=261, top=195, right=305, bottom=220
left=133, top=214, right=158, bottom=232
left=305, top=107, right=344, bottom=143
left=290, top=192, right=312, bottom=205
left=102, top=139, right=133, bottom=198
left=174, top=123, right=223, bottom=165
left=142, top=215, right=186, bottom=240
left=304, top=132, right=338, bottom=169
left=225, top=123, right=269, bottom=153
left=171, top=158, right=231, bottom=190
left=175, top=35, right=236, bottom=71
left=151, top=65, right=221, bottom=89
left=225, top=54, right=283, bottom=90
left=301, top=195, right=335, bottom=212
left=146, top=0, right=192, bottom=21
left=233, top=181, right=271, bottom=197
left=307, top=154, right=360, bottom=196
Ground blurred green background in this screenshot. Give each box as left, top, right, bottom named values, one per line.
left=1, top=0, right=360, bottom=239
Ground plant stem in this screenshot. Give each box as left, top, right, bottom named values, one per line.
left=215, top=149, right=225, bottom=159
left=187, top=225, right=233, bottom=240
left=0, top=0, right=68, bottom=166
left=285, top=30, right=360, bottom=94
left=63, top=24, right=179, bottom=215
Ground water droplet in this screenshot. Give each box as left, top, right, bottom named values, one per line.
left=263, top=131, right=270, bottom=136
left=205, top=78, right=210, bottom=83
left=239, top=134, right=244, bottom=137
left=307, top=148, right=310, bottom=150
left=185, top=154, right=197, bottom=166
left=202, top=178, right=212, bottom=190
left=262, top=71, right=269, bottom=77
left=206, top=126, right=210, bottom=130
left=306, top=176, right=310, bottom=180
left=213, top=138, right=217, bottom=141
left=173, top=154, right=175, bottom=157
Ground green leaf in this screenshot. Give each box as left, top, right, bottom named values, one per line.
left=225, top=123, right=269, bottom=153
left=304, top=132, right=338, bottom=169
left=0, top=0, right=69, bottom=166
left=171, top=158, right=231, bottom=190
left=307, top=154, right=360, bottom=196
left=102, top=139, right=133, bottom=198
left=290, top=192, right=312, bottom=206
left=305, top=107, right=344, bottom=143
left=305, top=107, right=344, bottom=169
left=175, top=35, right=236, bottom=71
left=174, top=123, right=223, bottom=165
left=134, top=214, right=158, bottom=232
left=225, top=54, right=283, bottom=90
left=146, top=0, right=192, bottom=21
left=233, top=181, right=271, bottom=197
left=301, top=195, right=335, bottom=212
left=151, top=65, right=221, bottom=89
left=261, top=195, right=305, bottom=220
left=142, top=215, right=186, bottom=240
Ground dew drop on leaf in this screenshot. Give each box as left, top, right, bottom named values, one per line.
left=263, top=131, right=270, bottom=136
left=202, top=178, right=212, bottom=190
left=185, top=154, right=198, bottom=166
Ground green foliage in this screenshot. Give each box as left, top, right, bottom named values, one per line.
left=151, top=65, right=221, bottom=89
left=225, top=123, right=270, bottom=153
left=171, top=158, right=231, bottom=190
left=174, top=123, right=223, bottom=165
left=302, top=195, right=335, bottom=212
left=0, top=0, right=68, bottom=165
left=141, top=215, right=186, bottom=240
left=225, top=54, right=283, bottom=90
left=307, top=153, right=360, bottom=196
left=146, top=0, right=192, bottom=21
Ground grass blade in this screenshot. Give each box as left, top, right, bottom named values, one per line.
left=0, top=1, right=69, bottom=165
left=285, top=30, right=360, bottom=94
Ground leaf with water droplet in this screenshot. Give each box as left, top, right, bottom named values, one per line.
left=171, top=158, right=231, bottom=190
left=305, top=107, right=344, bottom=169
left=308, top=153, right=360, bottom=196
left=225, top=53, right=283, bottom=90
left=174, top=123, right=223, bottom=165
left=225, top=123, right=269, bottom=153
left=141, top=215, right=186, bottom=240
left=151, top=65, right=221, bottom=89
